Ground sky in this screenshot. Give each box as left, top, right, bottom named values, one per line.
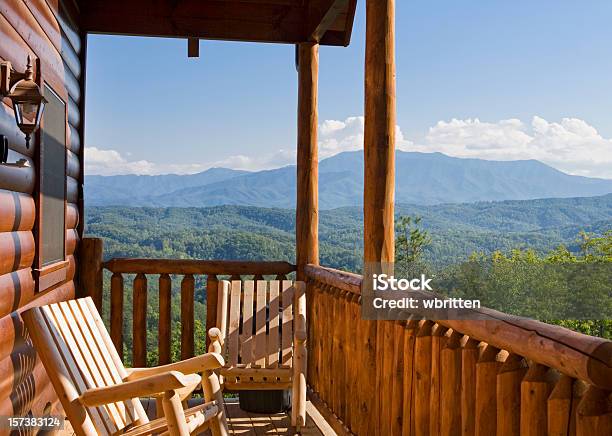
left=85, top=0, right=612, bottom=179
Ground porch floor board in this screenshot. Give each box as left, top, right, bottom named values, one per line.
left=140, top=398, right=335, bottom=436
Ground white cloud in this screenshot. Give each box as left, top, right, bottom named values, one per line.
left=413, top=116, right=612, bottom=178
left=319, top=116, right=413, bottom=158
left=212, top=149, right=296, bottom=171
left=85, top=146, right=296, bottom=175
left=85, top=147, right=215, bottom=176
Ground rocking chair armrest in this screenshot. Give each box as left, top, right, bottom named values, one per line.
left=80, top=371, right=201, bottom=407
left=125, top=353, right=225, bottom=382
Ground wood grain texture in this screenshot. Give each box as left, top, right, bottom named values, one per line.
left=305, top=266, right=612, bottom=435
left=180, top=274, right=195, bottom=360
left=0, top=280, right=75, bottom=361
left=133, top=273, right=148, bottom=367
left=66, top=228, right=78, bottom=255
left=576, top=386, right=612, bottom=435
left=66, top=202, right=79, bottom=229
left=0, top=267, right=34, bottom=319
left=363, top=0, right=396, bottom=264
left=296, top=42, right=319, bottom=281
left=67, top=149, right=80, bottom=179
left=81, top=0, right=356, bottom=46
left=0, top=8, right=68, bottom=101
left=414, top=320, right=433, bottom=436
left=79, top=237, right=103, bottom=306
left=440, top=331, right=462, bottom=436
left=67, top=175, right=79, bottom=203
left=205, top=275, right=218, bottom=349
left=520, top=363, right=553, bottom=436
left=110, top=272, right=124, bottom=360
left=23, top=0, right=81, bottom=78
left=0, top=231, right=35, bottom=276
left=158, top=273, right=172, bottom=365
left=497, top=353, right=527, bottom=436
left=547, top=375, right=574, bottom=436
left=305, top=265, right=612, bottom=390
left=475, top=345, right=502, bottom=436
left=69, top=122, right=81, bottom=154
left=0, top=0, right=83, bottom=421
left=0, top=189, right=35, bottom=232
left=104, top=258, right=296, bottom=276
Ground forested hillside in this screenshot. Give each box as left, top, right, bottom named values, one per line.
left=87, top=193, right=612, bottom=270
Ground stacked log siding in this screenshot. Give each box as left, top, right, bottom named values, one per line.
left=0, top=0, right=84, bottom=418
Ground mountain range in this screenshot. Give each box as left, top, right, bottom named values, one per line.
left=85, top=151, right=612, bottom=208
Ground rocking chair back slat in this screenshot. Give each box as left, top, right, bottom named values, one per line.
left=280, top=281, right=294, bottom=367
left=267, top=281, right=280, bottom=368
left=48, top=303, right=127, bottom=429
left=254, top=281, right=267, bottom=367
left=23, top=298, right=148, bottom=435
left=68, top=299, right=141, bottom=424
left=240, top=281, right=254, bottom=365
left=227, top=281, right=242, bottom=367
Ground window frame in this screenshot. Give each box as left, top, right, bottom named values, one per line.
left=33, top=80, right=68, bottom=293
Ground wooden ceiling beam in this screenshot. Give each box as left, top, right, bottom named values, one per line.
left=307, top=0, right=350, bottom=43
left=80, top=0, right=307, bottom=43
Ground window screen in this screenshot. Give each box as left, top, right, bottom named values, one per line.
left=40, top=84, right=66, bottom=267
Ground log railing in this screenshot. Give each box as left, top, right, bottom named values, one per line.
left=304, top=264, right=612, bottom=435
left=79, top=238, right=296, bottom=368
left=103, top=258, right=296, bottom=367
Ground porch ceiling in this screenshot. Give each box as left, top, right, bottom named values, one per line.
left=78, top=0, right=357, bottom=46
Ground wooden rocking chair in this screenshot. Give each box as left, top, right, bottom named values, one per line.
left=207, top=280, right=307, bottom=428
left=22, top=297, right=229, bottom=436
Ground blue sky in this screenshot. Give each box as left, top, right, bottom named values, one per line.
left=85, top=0, right=612, bottom=178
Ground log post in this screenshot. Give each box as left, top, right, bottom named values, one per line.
left=461, top=337, right=479, bottom=435
left=475, top=345, right=502, bottom=435
left=133, top=273, right=148, bottom=367
left=110, top=272, right=124, bottom=360
left=296, top=42, right=319, bottom=281
left=364, top=0, right=396, bottom=265
left=497, top=353, right=528, bottom=435
left=159, top=273, right=172, bottom=365
left=79, top=237, right=104, bottom=310
left=364, top=3, right=396, bottom=433
left=181, top=274, right=195, bottom=360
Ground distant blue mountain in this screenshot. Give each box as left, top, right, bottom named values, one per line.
left=85, top=167, right=248, bottom=205
left=85, top=151, right=612, bottom=208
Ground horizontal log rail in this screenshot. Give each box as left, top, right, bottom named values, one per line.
left=98, top=254, right=296, bottom=368
left=103, top=258, right=296, bottom=276
left=304, top=263, right=612, bottom=435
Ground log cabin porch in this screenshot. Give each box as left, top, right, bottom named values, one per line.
left=0, top=0, right=611, bottom=435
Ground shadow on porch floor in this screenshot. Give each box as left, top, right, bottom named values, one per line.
left=140, top=398, right=337, bottom=436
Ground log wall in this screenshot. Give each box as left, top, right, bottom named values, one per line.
left=0, top=0, right=83, bottom=421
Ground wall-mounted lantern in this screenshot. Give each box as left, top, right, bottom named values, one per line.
left=0, top=55, right=47, bottom=150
